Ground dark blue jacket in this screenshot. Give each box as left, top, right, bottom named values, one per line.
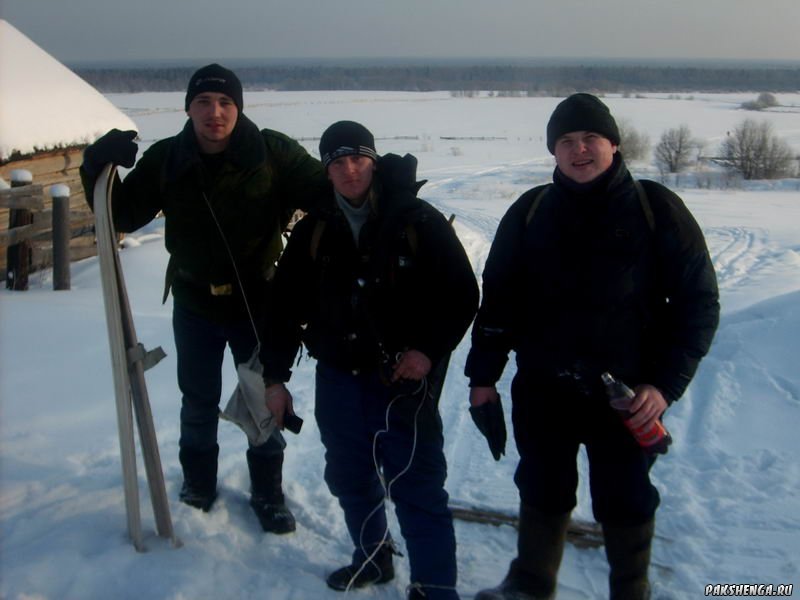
left=261, top=154, right=479, bottom=382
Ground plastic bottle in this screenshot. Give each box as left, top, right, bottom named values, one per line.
left=601, top=372, right=672, bottom=455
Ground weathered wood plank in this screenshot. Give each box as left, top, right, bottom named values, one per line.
left=0, top=186, right=46, bottom=210
left=448, top=502, right=604, bottom=549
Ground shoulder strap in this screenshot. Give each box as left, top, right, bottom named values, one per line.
left=309, top=219, right=327, bottom=261
left=404, top=222, right=419, bottom=256
left=634, top=180, right=655, bottom=232
left=310, top=208, right=436, bottom=262
left=523, top=181, right=655, bottom=232
left=525, top=184, right=552, bottom=226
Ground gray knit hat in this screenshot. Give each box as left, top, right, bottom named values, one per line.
left=546, top=93, right=620, bottom=154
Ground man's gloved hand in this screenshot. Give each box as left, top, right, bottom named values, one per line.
left=82, top=129, right=138, bottom=177
left=469, top=391, right=507, bottom=461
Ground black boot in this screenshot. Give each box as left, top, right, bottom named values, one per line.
left=247, top=450, right=296, bottom=534
left=475, top=504, right=570, bottom=600
left=178, top=445, right=219, bottom=512
left=326, top=543, right=395, bottom=591
left=603, top=519, right=654, bottom=600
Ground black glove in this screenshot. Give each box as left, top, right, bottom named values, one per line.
left=82, top=129, right=138, bottom=177
left=469, top=397, right=507, bottom=461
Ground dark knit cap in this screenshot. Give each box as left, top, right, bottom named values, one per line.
left=546, top=93, right=620, bottom=154
left=319, top=121, right=378, bottom=168
left=185, top=63, right=243, bottom=113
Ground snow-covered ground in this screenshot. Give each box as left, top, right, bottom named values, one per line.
left=2, top=91, right=799, bottom=599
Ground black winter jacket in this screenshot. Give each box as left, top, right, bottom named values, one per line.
left=465, top=155, right=719, bottom=402
left=81, top=115, right=327, bottom=322
left=261, top=154, right=479, bottom=382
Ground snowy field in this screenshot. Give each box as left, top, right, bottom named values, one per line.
left=2, top=91, right=799, bottom=599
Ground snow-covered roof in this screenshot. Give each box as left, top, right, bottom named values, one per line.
left=0, top=19, right=137, bottom=161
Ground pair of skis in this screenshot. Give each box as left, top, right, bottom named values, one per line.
left=94, top=164, right=179, bottom=551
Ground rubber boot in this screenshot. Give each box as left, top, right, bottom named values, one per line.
left=326, top=542, right=395, bottom=591
left=247, top=450, right=296, bottom=534
left=178, top=444, right=219, bottom=512
left=603, top=518, right=654, bottom=600
left=475, top=503, right=570, bottom=600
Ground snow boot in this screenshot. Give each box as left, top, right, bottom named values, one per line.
left=603, top=518, right=654, bottom=600
left=326, top=543, right=395, bottom=591
left=475, top=504, right=570, bottom=600
left=247, top=450, right=296, bottom=534
left=178, top=445, right=219, bottom=512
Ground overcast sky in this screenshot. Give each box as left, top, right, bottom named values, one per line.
left=2, top=0, right=799, bottom=65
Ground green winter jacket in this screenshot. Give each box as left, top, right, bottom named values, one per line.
left=82, top=115, right=328, bottom=322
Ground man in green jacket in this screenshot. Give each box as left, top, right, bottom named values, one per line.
left=81, top=64, right=327, bottom=533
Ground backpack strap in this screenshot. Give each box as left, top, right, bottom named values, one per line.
left=404, top=221, right=418, bottom=256
left=309, top=219, right=327, bottom=261
left=524, top=181, right=655, bottom=232
left=310, top=218, right=419, bottom=261
left=634, top=179, right=655, bottom=232
left=525, top=184, right=552, bottom=226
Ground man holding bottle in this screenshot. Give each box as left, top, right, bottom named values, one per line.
left=466, top=93, right=719, bottom=599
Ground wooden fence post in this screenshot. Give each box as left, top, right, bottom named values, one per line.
left=50, top=183, right=71, bottom=291
left=6, top=169, right=33, bottom=290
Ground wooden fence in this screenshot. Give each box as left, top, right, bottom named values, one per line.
left=0, top=148, right=98, bottom=289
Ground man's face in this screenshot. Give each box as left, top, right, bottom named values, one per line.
left=187, top=92, right=238, bottom=153
left=554, top=131, right=618, bottom=184
left=327, top=155, right=375, bottom=205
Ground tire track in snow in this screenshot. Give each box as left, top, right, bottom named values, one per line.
left=421, top=161, right=534, bottom=510
left=705, top=226, right=762, bottom=291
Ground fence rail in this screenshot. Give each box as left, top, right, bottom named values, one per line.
left=1, top=176, right=97, bottom=290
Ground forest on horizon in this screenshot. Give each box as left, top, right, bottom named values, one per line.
left=75, top=61, right=800, bottom=95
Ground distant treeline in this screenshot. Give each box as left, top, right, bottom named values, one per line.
left=75, top=63, right=800, bottom=94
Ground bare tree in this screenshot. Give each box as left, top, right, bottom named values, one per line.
left=757, top=92, right=779, bottom=108
left=721, top=119, right=794, bottom=180
left=617, top=118, right=651, bottom=161
left=655, top=125, right=697, bottom=174
left=741, top=92, right=780, bottom=111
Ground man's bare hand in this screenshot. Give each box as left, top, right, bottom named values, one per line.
left=470, top=386, right=499, bottom=407
left=391, top=350, right=431, bottom=382
left=628, top=384, right=668, bottom=430
left=265, top=383, right=293, bottom=430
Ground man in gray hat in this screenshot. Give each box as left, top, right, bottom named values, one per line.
left=80, top=63, right=327, bottom=534
left=466, top=93, right=720, bottom=599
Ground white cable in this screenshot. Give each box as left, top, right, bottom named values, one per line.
left=344, top=377, right=427, bottom=593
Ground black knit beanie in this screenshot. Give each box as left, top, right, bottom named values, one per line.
left=319, top=121, right=378, bottom=169
left=185, top=63, right=243, bottom=113
left=546, top=93, right=620, bottom=154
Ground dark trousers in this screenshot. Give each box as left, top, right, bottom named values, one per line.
left=172, top=303, right=284, bottom=458
left=315, top=361, right=458, bottom=598
left=510, top=372, right=660, bottom=526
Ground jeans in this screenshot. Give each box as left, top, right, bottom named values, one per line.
left=172, top=303, right=284, bottom=458
left=315, top=361, right=458, bottom=599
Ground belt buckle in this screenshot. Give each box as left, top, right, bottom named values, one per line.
left=209, top=283, right=233, bottom=296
